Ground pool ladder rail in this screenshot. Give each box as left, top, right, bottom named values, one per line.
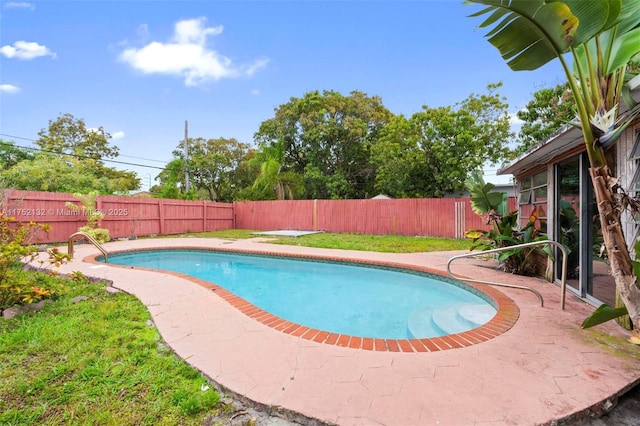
left=67, top=231, right=109, bottom=263
left=446, top=240, right=568, bottom=310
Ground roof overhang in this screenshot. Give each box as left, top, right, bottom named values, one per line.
left=498, top=125, right=584, bottom=176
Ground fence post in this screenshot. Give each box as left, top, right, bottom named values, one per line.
left=313, top=199, right=318, bottom=230
left=202, top=201, right=207, bottom=231
left=158, top=198, right=165, bottom=234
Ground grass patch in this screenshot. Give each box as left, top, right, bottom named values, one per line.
left=169, top=230, right=471, bottom=253
left=266, top=233, right=471, bottom=253
left=0, top=277, right=229, bottom=425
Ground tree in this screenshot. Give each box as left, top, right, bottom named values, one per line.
left=254, top=90, right=394, bottom=199
left=36, top=113, right=119, bottom=160
left=515, top=82, right=576, bottom=156
left=371, top=83, right=512, bottom=197
left=162, top=137, right=251, bottom=201
left=468, top=0, right=640, bottom=326
left=20, top=113, right=141, bottom=193
left=249, top=140, right=302, bottom=200
left=1, top=152, right=138, bottom=194
left=0, top=140, right=34, bottom=170
left=153, top=158, right=189, bottom=199
left=369, top=115, right=418, bottom=198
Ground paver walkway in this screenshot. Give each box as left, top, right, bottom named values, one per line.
left=49, top=238, right=640, bottom=425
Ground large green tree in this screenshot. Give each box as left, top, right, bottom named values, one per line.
left=372, top=83, right=512, bottom=197
left=515, top=82, right=576, bottom=156
left=2, top=153, right=134, bottom=194
left=254, top=90, right=394, bottom=199
left=26, top=113, right=140, bottom=193
left=37, top=113, right=120, bottom=160
left=170, top=137, right=251, bottom=202
left=468, top=0, right=640, bottom=326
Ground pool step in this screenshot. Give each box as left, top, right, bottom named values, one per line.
left=433, top=303, right=496, bottom=335
left=407, top=304, right=496, bottom=338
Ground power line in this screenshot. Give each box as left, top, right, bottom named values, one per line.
left=0, top=134, right=167, bottom=170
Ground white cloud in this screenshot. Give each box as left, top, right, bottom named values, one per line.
left=0, top=41, right=56, bottom=60
left=88, top=128, right=124, bottom=139
left=4, top=2, right=35, bottom=10
left=0, top=84, right=21, bottom=94
left=118, top=17, right=269, bottom=87
left=172, top=18, right=223, bottom=45
left=509, top=111, right=525, bottom=127
left=250, top=89, right=260, bottom=96
left=244, top=58, right=270, bottom=76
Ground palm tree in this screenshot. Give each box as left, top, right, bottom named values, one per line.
left=466, top=0, right=640, bottom=325
left=251, top=140, right=301, bottom=200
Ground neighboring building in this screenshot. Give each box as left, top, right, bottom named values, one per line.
left=128, top=190, right=153, bottom=198
left=498, top=75, right=640, bottom=307
left=443, top=180, right=516, bottom=198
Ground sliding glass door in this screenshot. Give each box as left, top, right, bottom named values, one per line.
left=555, top=156, right=581, bottom=292
left=555, top=153, right=616, bottom=305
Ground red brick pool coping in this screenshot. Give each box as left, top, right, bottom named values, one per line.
left=85, top=246, right=519, bottom=352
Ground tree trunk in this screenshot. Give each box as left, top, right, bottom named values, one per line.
left=590, top=167, right=640, bottom=328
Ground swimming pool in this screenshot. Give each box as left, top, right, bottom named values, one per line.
left=106, top=249, right=497, bottom=339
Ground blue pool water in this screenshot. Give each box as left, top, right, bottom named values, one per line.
left=107, top=250, right=496, bottom=339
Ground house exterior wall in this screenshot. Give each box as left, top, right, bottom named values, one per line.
left=508, top=123, right=639, bottom=306
left=617, top=122, right=640, bottom=249
left=513, top=124, right=640, bottom=252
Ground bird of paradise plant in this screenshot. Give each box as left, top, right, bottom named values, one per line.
left=466, top=0, right=640, bottom=326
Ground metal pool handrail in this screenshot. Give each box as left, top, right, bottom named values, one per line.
left=446, top=240, right=568, bottom=309
left=67, top=231, right=109, bottom=262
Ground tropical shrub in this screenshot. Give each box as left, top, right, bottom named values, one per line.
left=0, top=213, right=49, bottom=279
left=0, top=269, right=69, bottom=308
left=465, top=172, right=551, bottom=275
left=0, top=213, right=70, bottom=309
left=65, top=191, right=110, bottom=243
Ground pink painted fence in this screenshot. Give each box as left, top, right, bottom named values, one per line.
left=234, top=198, right=517, bottom=238
left=1, top=189, right=515, bottom=243
left=1, top=190, right=234, bottom=244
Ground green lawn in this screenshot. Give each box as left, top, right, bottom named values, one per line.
left=169, top=229, right=472, bottom=253
left=0, top=275, right=237, bottom=425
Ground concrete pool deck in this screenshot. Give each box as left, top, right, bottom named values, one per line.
left=49, top=237, right=640, bottom=425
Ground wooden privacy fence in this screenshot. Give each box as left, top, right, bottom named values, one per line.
left=1, top=190, right=515, bottom=243
left=234, top=198, right=517, bottom=238
left=0, top=190, right=234, bottom=244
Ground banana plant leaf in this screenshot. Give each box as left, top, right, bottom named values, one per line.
left=468, top=0, right=616, bottom=71
left=581, top=304, right=629, bottom=328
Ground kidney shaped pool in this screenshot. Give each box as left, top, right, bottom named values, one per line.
left=104, top=249, right=500, bottom=340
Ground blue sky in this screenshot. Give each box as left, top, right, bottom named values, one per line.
left=0, top=0, right=566, bottom=189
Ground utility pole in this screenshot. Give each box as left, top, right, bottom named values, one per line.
left=184, top=120, right=190, bottom=192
